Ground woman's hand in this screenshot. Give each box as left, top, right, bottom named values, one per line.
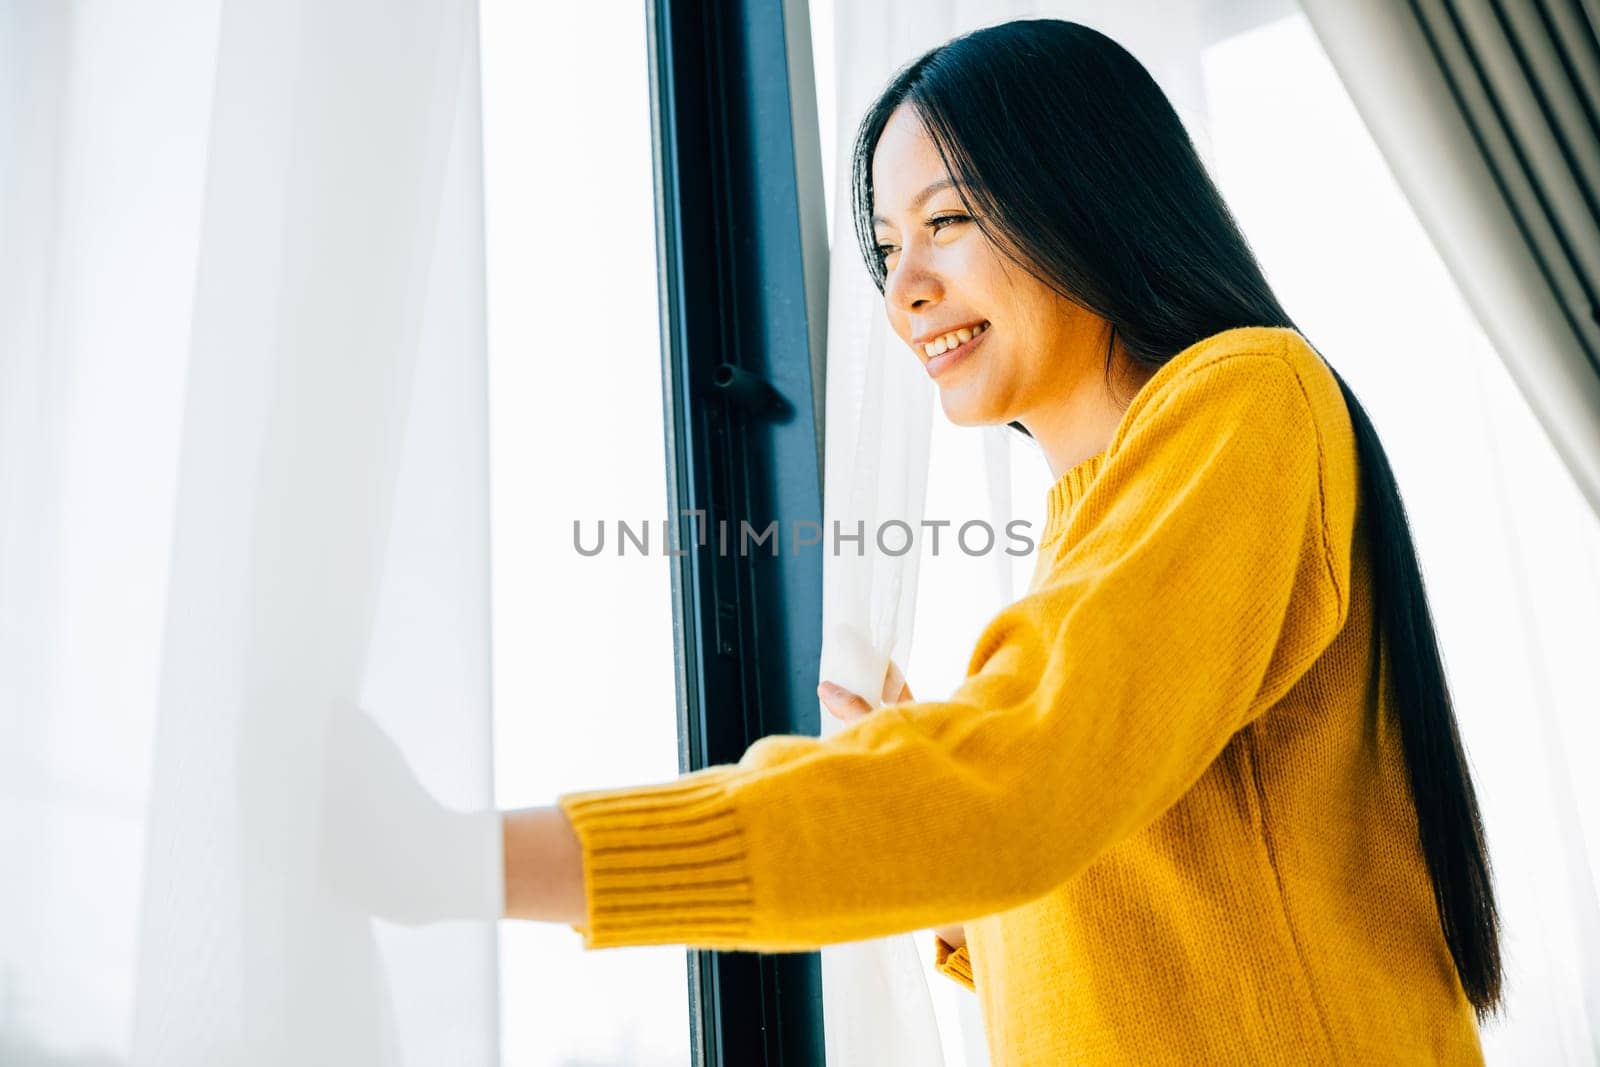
left=817, top=657, right=913, bottom=720
left=317, top=702, right=504, bottom=925
left=815, top=662, right=967, bottom=952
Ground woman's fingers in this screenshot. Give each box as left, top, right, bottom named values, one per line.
left=817, top=681, right=874, bottom=721
left=882, top=659, right=914, bottom=705
left=818, top=657, right=915, bottom=723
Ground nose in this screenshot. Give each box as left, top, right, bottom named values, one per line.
left=884, top=246, right=942, bottom=315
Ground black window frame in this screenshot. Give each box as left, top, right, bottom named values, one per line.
left=645, top=0, right=831, bottom=1063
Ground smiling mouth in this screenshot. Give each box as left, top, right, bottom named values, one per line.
left=923, top=321, right=990, bottom=379
left=920, top=320, right=989, bottom=360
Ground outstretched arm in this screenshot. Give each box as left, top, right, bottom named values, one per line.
left=819, top=669, right=966, bottom=954
left=502, top=806, right=586, bottom=927
left=547, top=349, right=1350, bottom=952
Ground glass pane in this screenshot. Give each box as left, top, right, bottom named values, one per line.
left=479, top=4, right=689, bottom=1065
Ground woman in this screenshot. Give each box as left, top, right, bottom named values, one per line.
left=502, top=18, right=1502, bottom=1063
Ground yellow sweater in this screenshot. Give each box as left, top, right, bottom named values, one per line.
left=556, top=326, right=1485, bottom=1064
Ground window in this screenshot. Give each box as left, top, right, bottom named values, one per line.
left=484, top=0, right=829, bottom=1062
left=481, top=2, right=687, bottom=1063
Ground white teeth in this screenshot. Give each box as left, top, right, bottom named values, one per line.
left=922, top=321, right=988, bottom=359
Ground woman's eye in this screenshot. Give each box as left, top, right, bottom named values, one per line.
left=873, top=215, right=967, bottom=267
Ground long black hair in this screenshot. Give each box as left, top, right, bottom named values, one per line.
left=850, top=18, right=1503, bottom=1020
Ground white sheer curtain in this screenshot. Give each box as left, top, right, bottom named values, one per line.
left=0, top=2, right=499, bottom=1063
left=813, top=2, right=1028, bottom=1061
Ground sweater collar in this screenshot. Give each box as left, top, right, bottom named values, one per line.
left=1034, top=325, right=1303, bottom=549
left=1041, top=448, right=1108, bottom=545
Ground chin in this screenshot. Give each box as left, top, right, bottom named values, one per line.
left=936, top=390, right=1007, bottom=428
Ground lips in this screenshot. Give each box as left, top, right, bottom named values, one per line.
left=924, top=324, right=989, bottom=379
left=915, top=319, right=990, bottom=356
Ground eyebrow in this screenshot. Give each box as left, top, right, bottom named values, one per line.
left=872, top=178, right=960, bottom=227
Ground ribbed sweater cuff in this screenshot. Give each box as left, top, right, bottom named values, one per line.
left=556, top=768, right=755, bottom=949
left=934, top=935, right=975, bottom=992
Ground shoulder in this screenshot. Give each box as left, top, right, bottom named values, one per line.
left=1107, top=325, right=1358, bottom=618
left=1113, top=326, right=1350, bottom=454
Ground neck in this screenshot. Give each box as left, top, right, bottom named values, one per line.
left=1021, top=360, right=1153, bottom=481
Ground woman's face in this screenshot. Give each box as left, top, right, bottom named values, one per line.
left=870, top=104, right=1111, bottom=428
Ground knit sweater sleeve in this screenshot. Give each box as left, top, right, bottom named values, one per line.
left=556, top=350, right=1349, bottom=952
left=934, top=936, right=975, bottom=993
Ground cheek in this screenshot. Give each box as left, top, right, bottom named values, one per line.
left=957, top=247, right=1037, bottom=338
left=954, top=244, right=1008, bottom=298
left=1007, top=280, right=1071, bottom=352
left=886, top=307, right=912, bottom=347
